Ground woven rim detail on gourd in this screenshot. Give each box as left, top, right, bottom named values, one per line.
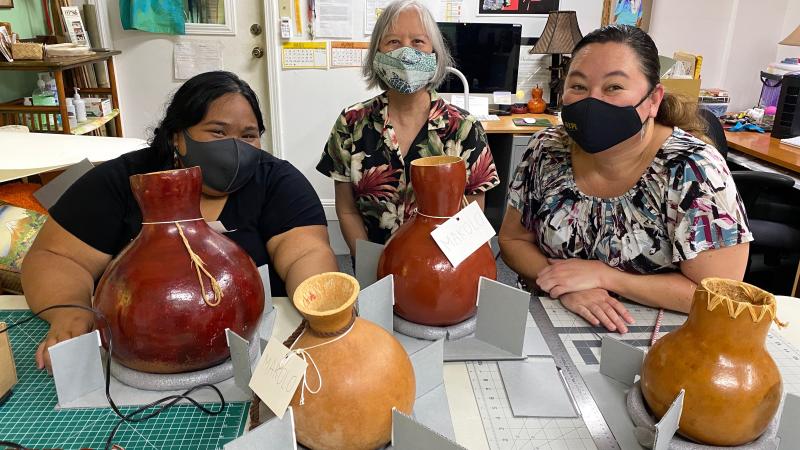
left=701, top=277, right=787, bottom=327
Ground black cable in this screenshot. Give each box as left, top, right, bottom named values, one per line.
left=1, top=304, right=227, bottom=450
left=0, top=440, right=26, bottom=449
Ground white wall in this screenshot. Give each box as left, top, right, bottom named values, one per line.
left=722, top=0, right=788, bottom=111
left=650, top=0, right=790, bottom=112
left=649, top=0, right=735, bottom=90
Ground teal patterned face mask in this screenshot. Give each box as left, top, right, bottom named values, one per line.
left=373, top=47, right=437, bottom=94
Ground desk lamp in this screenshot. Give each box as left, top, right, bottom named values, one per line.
left=780, top=25, right=800, bottom=48
left=530, top=11, right=583, bottom=112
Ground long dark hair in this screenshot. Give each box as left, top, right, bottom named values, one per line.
left=149, top=71, right=265, bottom=162
left=570, top=25, right=707, bottom=139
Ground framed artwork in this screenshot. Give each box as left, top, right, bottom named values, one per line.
left=479, top=0, right=559, bottom=16
left=602, top=0, right=653, bottom=32
left=0, top=0, right=13, bottom=9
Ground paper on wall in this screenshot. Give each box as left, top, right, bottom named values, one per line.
left=440, top=0, right=464, bottom=21
left=364, top=0, right=391, bottom=34
left=516, top=45, right=549, bottom=102
left=282, top=41, right=328, bottom=69
left=314, top=0, right=352, bottom=38
left=330, top=41, right=369, bottom=68
left=449, top=95, right=489, bottom=117
left=174, top=40, right=223, bottom=80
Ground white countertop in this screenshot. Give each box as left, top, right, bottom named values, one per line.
left=2, top=294, right=799, bottom=450
left=0, top=132, right=146, bottom=182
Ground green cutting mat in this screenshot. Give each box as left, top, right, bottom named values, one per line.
left=0, top=310, right=249, bottom=450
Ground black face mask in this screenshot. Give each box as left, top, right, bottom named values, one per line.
left=176, top=131, right=260, bottom=193
left=561, top=92, right=651, bottom=154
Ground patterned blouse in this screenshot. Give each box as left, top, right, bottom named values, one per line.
left=317, top=90, right=500, bottom=244
left=507, top=126, right=752, bottom=274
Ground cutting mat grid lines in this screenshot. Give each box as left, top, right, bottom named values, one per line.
left=469, top=298, right=800, bottom=450
left=0, top=310, right=248, bottom=450
left=467, top=361, right=597, bottom=450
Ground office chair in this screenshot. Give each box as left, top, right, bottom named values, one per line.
left=697, top=107, right=800, bottom=293
left=698, top=108, right=727, bottom=160
left=731, top=171, right=800, bottom=294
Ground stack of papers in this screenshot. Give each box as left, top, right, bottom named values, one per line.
left=780, top=136, right=800, bottom=149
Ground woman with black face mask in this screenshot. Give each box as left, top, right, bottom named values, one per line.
left=22, top=71, right=338, bottom=372
left=499, top=25, right=751, bottom=333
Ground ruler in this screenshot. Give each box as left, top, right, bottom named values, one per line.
left=529, top=298, right=620, bottom=449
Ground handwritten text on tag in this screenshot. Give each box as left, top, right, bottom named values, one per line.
left=249, top=339, right=307, bottom=419
left=430, top=201, right=496, bottom=268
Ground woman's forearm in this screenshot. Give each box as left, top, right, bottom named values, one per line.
left=499, top=237, right=549, bottom=286
left=338, top=211, right=368, bottom=256
left=333, top=181, right=368, bottom=255
left=604, top=270, right=696, bottom=313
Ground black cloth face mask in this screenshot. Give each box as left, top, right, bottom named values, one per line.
left=561, top=92, right=652, bottom=154
left=176, top=131, right=260, bottom=193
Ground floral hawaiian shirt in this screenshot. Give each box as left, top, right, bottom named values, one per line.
left=507, top=126, right=753, bottom=275
left=317, top=90, right=500, bottom=244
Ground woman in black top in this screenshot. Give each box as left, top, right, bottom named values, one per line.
left=22, top=71, right=338, bottom=371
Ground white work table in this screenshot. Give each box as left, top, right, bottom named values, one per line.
left=2, top=294, right=799, bottom=449
left=0, top=132, right=146, bottom=182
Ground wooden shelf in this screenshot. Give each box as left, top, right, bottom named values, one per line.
left=0, top=52, right=123, bottom=136
left=70, top=109, right=120, bottom=135
left=0, top=51, right=121, bottom=72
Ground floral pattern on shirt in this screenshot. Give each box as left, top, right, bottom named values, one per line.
left=317, top=90, right=500, bottom=244
left=507, top=126, right=752, bottom=275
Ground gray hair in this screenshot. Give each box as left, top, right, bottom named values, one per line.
left=363, top=0, right=453, bottom=91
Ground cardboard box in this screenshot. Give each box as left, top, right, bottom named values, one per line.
left=84, top=97, right=112, bottom=117
left=660, top=78, right=701, bottom=100
left=0, top=321, right=18, bottom=400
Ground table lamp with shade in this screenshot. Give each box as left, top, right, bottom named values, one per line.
left=780, top=25, right=800, bottom=48
left=530, top=11, right=583, bottom=112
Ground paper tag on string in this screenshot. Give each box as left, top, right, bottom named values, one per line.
left=430, top=201, right=496, bottom=268
left=249, top=339, right=307, bottom=419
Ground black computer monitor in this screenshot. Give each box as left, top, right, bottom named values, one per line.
left=437, top=22, right=522, bottom=94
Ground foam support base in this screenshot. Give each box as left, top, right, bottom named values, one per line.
left=625, top=382, right=778, bottom=450
left=393, top=315, right=476, bottom=340
left=110, top=335, right=261, bottom=391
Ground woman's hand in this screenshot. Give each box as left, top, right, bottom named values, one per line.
left=35, top=309, right=94, bottom=372
left=536, top=258, right=615, bottom=298
left=558, top=288, right=635, bottom=333
left=22, top=219, right=111, bottom=373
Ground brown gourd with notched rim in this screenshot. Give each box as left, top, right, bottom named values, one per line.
left=289, top=272, right=415, bottom=450
left=640, top=278, right=783, bottom=446
left=377, top=156, right=497, bottom=326
left=93, top=167, right=264, bottom=373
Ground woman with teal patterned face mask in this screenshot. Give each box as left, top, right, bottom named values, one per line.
left=317, top=0, right=500, bottom=260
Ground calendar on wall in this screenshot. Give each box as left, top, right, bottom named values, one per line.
left=281, top=41, right=328, bottom=69
left=330, top=41, right=369, bottom=68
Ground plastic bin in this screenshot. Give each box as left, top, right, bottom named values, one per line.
left=699, top=102, right=729, bottom=118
